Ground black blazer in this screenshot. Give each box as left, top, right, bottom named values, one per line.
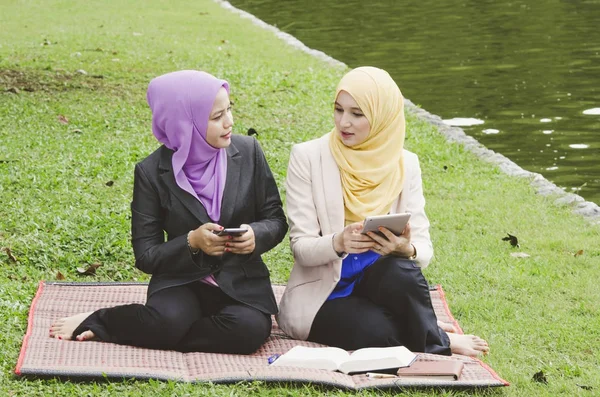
left=131, top=135, right=287, bottom=314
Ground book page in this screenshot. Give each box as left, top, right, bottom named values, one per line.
left=339, top=346, right=416, bottom=374
left=271, top=346, right=350, bottom=371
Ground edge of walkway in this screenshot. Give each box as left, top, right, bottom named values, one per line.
left=216, top=0, right=600, bottom=225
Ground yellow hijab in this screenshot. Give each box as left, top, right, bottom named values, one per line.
left=329, top=67, right=405, bottom=225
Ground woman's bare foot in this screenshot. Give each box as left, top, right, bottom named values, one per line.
left=448, top=333, right=489, bottom=357
left=49, top=312, right=96, bottom=341
left=437, top=320, right=458, bottom=333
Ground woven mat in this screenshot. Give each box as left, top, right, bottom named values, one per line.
left=15, top=282, right=508, bottom=390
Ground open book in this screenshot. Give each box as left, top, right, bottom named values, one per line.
left=270, top=345, right=416, bottom=374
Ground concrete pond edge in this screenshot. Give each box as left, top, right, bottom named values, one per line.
left=216, top=0, right=600, bottom=225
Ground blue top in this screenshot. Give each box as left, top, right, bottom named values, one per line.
left=328, top=250, right=381, bottom=300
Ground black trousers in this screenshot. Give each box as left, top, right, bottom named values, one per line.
left=308, top=256, right=451, bottom=355
left=72, top=281, right=272, bottom=354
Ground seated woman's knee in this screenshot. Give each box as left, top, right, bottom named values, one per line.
left=376, top=257, right=424, bottom=290
left=223, top=308, right=271, bottom=354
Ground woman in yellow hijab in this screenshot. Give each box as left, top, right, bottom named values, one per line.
left=278, top=67, right=489, bottom=357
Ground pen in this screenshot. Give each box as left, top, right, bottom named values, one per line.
left=267, top=354, right=281, bottom=364
left=366, top=372, right=397, bottom=379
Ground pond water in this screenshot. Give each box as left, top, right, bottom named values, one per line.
left=229, top=0, right=600, bottom=204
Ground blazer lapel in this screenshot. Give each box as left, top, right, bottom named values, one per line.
left=158, top=147, right=212, bottom=225
left=217, top=142, right=241, bottom=226
left=320, top=137, right=345, bottom=234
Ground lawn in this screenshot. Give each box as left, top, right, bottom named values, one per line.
left=0, top=0, right=598, bottom=395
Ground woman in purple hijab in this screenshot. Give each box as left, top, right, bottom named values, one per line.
left=49, top=70, right=288, bottom=354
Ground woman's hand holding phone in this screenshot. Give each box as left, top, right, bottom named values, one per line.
left=189, top=223, right=229, bottom=256
left=189, top=224, right=255, bottom=256
left=223, top=224, right=255, bottom=254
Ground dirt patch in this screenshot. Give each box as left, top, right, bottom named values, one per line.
left=0, top=68, right=105, bottom=94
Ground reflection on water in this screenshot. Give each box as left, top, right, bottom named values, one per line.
left=230, top=0, right=600, bottom=204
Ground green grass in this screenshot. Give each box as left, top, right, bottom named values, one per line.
left=1, top=0, right=599, bottom=395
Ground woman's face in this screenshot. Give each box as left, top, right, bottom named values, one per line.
left=206, top=87, right=233, bottom=148
left=334, top=90, right=371, bottom=147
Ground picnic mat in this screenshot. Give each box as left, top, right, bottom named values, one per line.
left=15, top=282, right=509, bottom=390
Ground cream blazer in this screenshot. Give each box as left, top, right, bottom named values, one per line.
left=276, top=134, right=433, bottom=340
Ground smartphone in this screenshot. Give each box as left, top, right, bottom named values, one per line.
left=213, top=228, right=249, bottom=237
left=361, top=213, right=411, bottom=236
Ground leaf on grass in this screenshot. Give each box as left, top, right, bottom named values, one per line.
left=77, top=263, right=102, bottom=276
left=105, top=180, right=114, bottom=187
left=532, top=370, right=548, bottom=384
left=57, top=115, right=69, bottom=124
left=502, top=233, right=520, bottom=248
left=7, top=87, right=20, bottom=94
left=56, top=271, right=65, bottom=280
left=2, top=247, right=17, bottom=262
left=247, top=128, right=258, bottom=136
left=71, top=128, right=82, bottom=134
left=574, top=249, right=584, bottom=257
left=576, top=384, right=593, bottom=391
left=511, top=252, right=530, bottom=258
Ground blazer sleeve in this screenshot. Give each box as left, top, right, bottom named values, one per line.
left=130, top=164, right=210, bottom=275
left=286, top=144, right=343, bottom=267
left=248, top=138, right=288, bottom=257
left=403, top=154, right=433, bottom=268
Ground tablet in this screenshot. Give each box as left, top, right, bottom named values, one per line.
left=361, top=213, right=411, bottom=236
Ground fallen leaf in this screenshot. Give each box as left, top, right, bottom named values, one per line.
left=247, top=128, right=258, bottom=136
left=576, top=384, right=593, bottom=391
left=221, top=39, right=229, bottom=44
left=511, top=252, right=530, bottom=258
left=57, top=115, right=69, bottom=124
left=6, top=87, right=20, bottom=94
left=574, top=249, right=584, bottom=257
left=56, top=271, right=65, bottom=280
left=502, top=233, right=520, bottom=248
left=77, top=263, right=102, bottom=276
left=532, top=370, right=548, bottom=384
left=2, top=247, right=17, bottom=262
left=105, top=180, right=114, bottom=187
left=71, top=128, right=83, bottom=134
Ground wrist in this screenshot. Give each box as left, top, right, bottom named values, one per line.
left=407, top=243, right=417, bottom=260
left=332, top=233, right=346, bottom=257
left=187, top=231, right=200, bottom=255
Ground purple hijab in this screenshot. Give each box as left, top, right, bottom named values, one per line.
left=147, top=70, right=229, bottom=222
